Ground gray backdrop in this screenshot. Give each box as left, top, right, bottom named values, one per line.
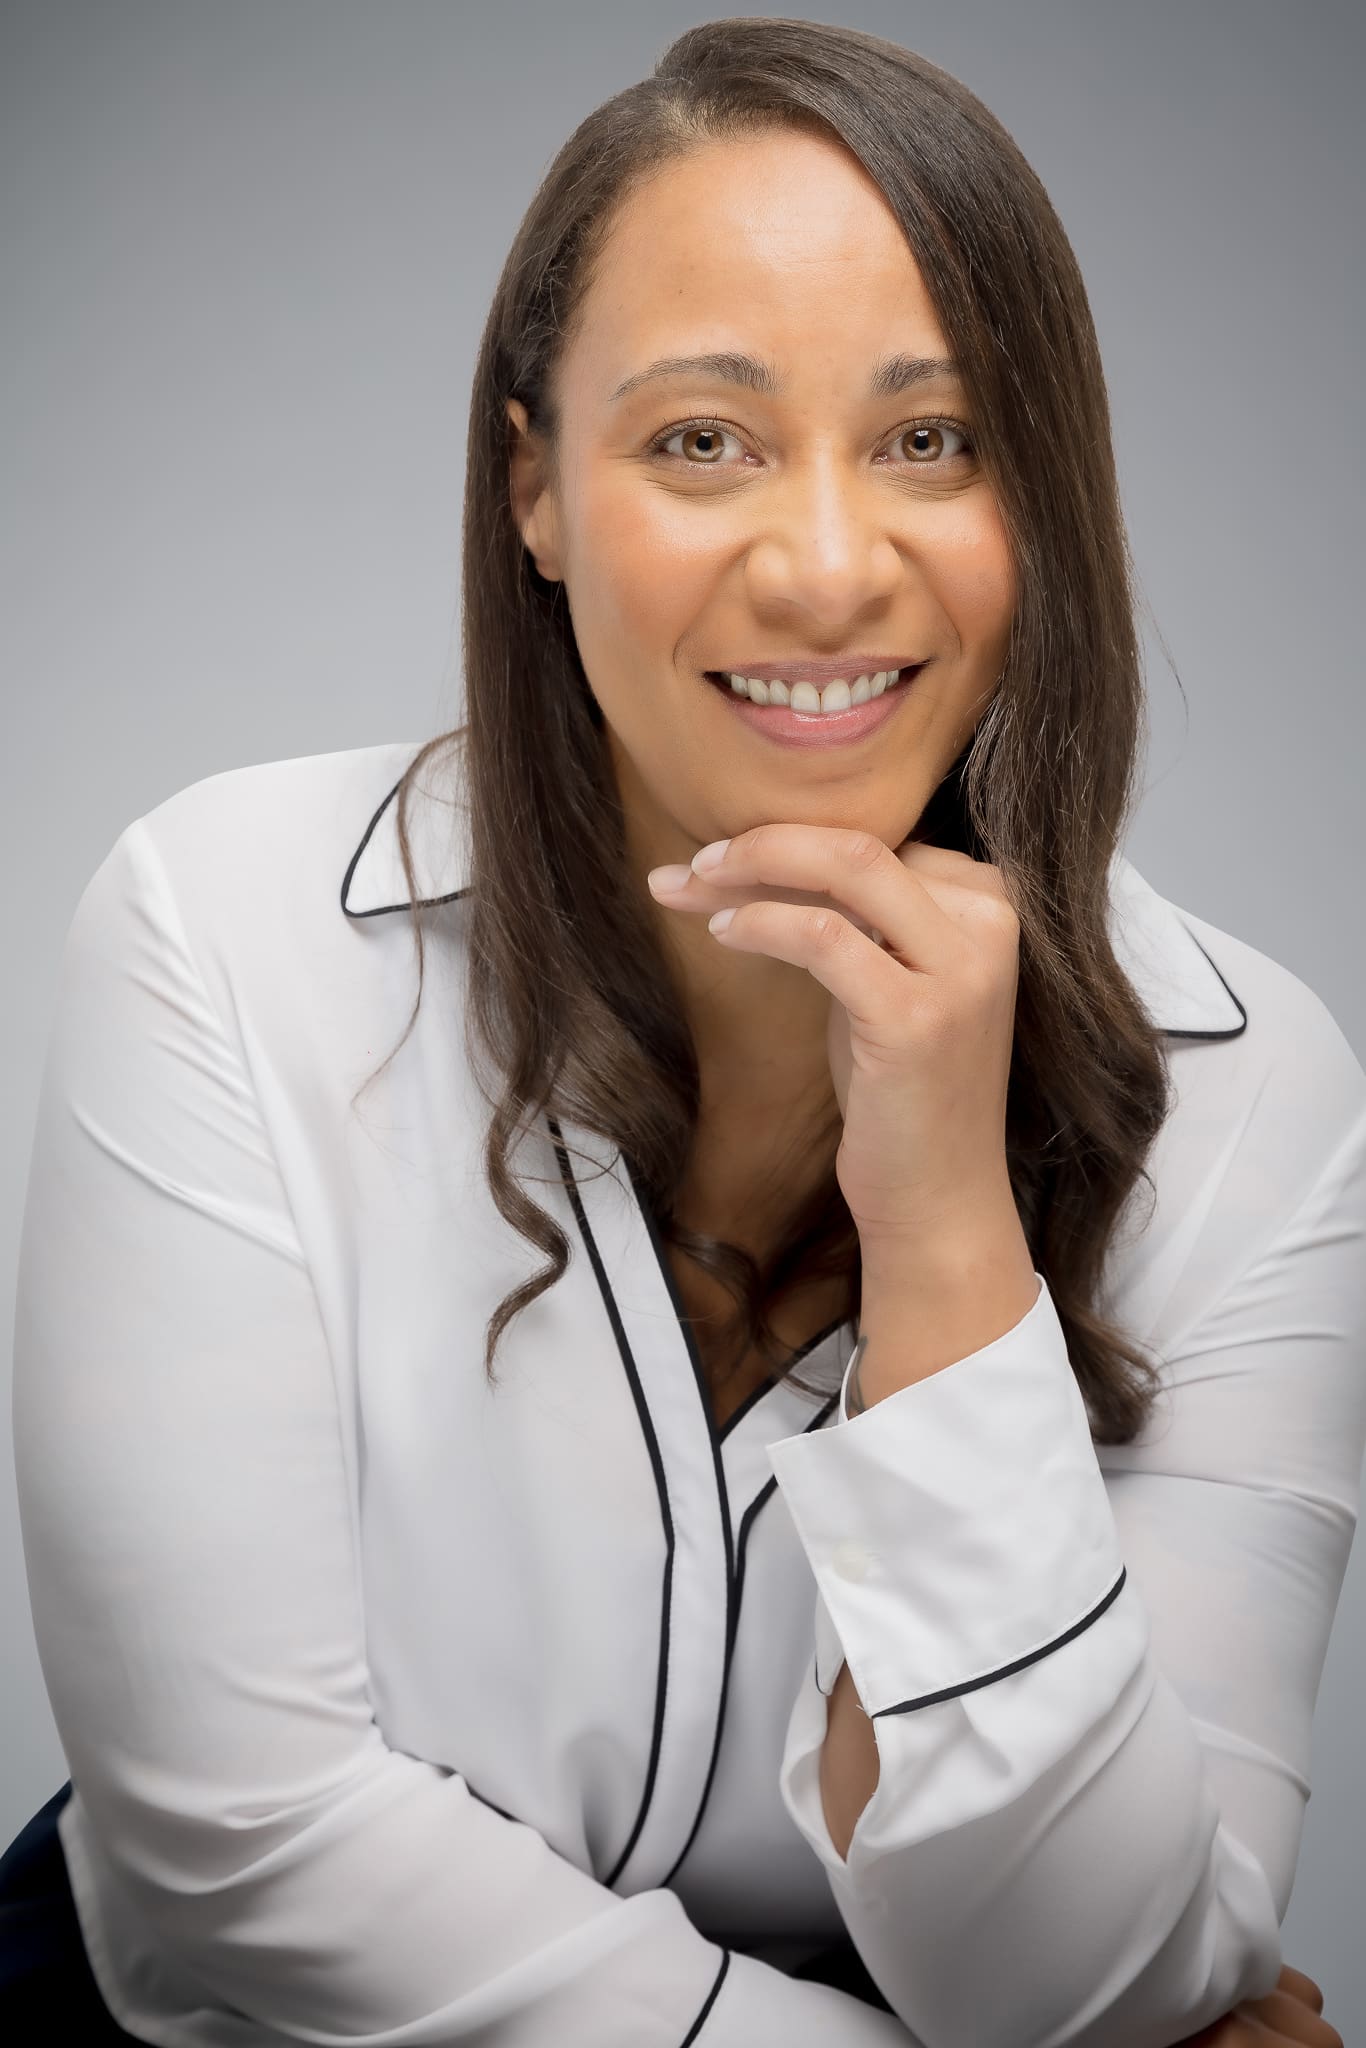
left=4, top=0, right=1364, bottom=2029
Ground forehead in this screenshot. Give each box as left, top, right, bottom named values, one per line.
left=573, top=127, right=944, bottom=368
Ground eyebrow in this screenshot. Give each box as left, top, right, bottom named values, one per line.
left=608, top=350, right=963, bottom=405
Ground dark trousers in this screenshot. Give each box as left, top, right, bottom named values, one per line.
left=1, top=1780, right=891, bottom=2035
left=0, top=1781, right=150, bottom=2042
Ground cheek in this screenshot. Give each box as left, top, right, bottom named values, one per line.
left=925, top=504, right=1017, bottom=644
left=570, top=480, right=722, bottom=656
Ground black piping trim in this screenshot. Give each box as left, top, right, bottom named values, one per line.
left=732, top=1480, right=782, bottom=1632
left=339, top=784, right=1247, bottom=1052
left=714, top=1310, right=846, bottom=1443
left=1162, top=926, right=1248, bottom=1042
left=620, top=1151, right=736, bottom=1894
left=339, top=772, right=470, bottom=919
left=870, top=1563, right=1128, bottom=1719
left=661, top=1393, right=840, bottom=1890
left=549, top=1116, right=673, bottom=1894
left=715, top=1365, right=780, bottom=1443
left=622, top=1148, right=848, bottom=1889
left=715, top=1375, right=841, bottom=1720
left=464, top=1779, right=519, bottom=1825
left=679, top=1948, right=731, bottom=2045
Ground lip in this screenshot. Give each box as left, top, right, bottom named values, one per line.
left=704, top=663, right=925, bottom=750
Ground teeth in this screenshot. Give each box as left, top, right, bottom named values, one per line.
left=727, top=668, right=904, bottom=713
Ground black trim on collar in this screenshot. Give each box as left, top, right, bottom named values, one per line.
left=337, top=760, right=1251, bottom=1040
left=713, top=1311, right=846, bottom=1442
left=339, top=775, right=470, bottom=920
left=620, top=1151, right=737, bottom=1896
left=869, top=1564, right=1129, bottom=1719
left=549, top=1116, right=674, bottom=1895
left=1162, top=930, right=1248, bottom=1041
left=657, top=1409, right=837, bottom=1892
left=620, top=1151, right=848, bottom=1891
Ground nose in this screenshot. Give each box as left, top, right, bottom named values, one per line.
left=741, top=452, right=904, bottom=626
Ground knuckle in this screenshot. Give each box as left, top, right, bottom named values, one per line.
left=803, top=905, right=843, bottom=947
left=842, top=830, right=888, bottom=873
left=978, top=888, right=1021, bottom=937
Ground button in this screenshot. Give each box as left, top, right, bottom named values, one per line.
left=831, top=1538, right=871, bottom=1582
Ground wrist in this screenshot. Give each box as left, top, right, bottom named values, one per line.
left=856, top=1187, right=1032, bottom=1296
left=852, top=1215, right=1039, bottom=1405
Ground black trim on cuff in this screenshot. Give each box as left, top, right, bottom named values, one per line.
left=870, top=1564, right=1128, bottom=1720
left=680, top=1949, right=731, bottom=2045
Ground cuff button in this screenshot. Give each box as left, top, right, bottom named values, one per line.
left=831, top=1538, right=872, bottom=1582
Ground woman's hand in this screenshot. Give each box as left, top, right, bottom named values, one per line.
left=650, top=839, right=1344, bottom=2039
left=646, top=825, right=1024, bottom=1250
left=1174, top=1964, right=1342, bottom=2045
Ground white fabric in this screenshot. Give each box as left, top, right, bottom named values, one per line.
left=12, top=736, right=1366, bottom=2046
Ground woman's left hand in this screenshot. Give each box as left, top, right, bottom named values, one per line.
left=1171, top=1962, right=1342, bottom=2045
left=646, top=823, right=1026, bottom=1252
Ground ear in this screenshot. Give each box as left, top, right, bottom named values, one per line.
left=506, top=398, right=564, bottom=582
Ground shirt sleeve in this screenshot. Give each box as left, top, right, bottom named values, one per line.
left=11, top=818, right=914, bottom=2048
left=766, top=1048, right=1366, bottom=2046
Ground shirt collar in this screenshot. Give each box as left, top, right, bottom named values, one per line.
left=340, top=758, right=1246, bottom=1041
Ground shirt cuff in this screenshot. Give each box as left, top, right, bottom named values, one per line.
left=765, top=1273, right=1127, bottom=1719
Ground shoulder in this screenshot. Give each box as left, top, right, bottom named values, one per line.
left=70, top=739, right=428, bottom=948
left=1107, top=861, right=1366, bottom=1336
left=1108, top=850, right=1364, bottom=1143
left=1158, top=879, right=1366, bottom=1161
left=130, top=739, right=425, bottom=903
left=55, top=741, right=441, bottom=1064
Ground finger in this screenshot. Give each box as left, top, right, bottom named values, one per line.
left=895, top=836, right=1011, bottom=898
left=645, top=834, right=1015, bottom=970
left=1276, top=1964, right=1326, bottom=2014
left=1245, top=1988, right=1341, bottom=2043
left=689, top=823, right=976, bottom=975
left=647, top=859, right=877, bottom=924
left=706, top=898, right=921, bottom=1037
left=888, top=843, right=1020, bottom=943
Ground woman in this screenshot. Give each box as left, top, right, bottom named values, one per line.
left=4, top=16, right=1358, bottom=2045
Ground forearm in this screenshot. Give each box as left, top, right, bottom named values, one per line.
left=767, top=1204, right=1296, bottom=2041
left=819, top=1214, right=1039, bottom=1861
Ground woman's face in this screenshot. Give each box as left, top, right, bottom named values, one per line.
left=508, top=124, right=1017, bottom=870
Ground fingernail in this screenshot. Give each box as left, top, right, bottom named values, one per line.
left=692, top=838, right=731, bottom=873
left=646, top=864, right=693, bottom=893
left=707, top=907, right=736, bottom=934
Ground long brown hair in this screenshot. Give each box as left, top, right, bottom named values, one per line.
left=378, top=16, right=1172, bottom=1444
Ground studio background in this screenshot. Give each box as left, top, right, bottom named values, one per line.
left=4, top=0, right=1364, bottom=2025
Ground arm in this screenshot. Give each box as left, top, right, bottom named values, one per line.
left=820, top=1220, right=1043, bottom=1858
left=12, top=820, right=913, bottom=2047
left=766, top=1077, right=1366, bottom=2046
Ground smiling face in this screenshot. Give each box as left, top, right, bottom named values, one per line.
left=508, top=122, right=1017, bottom=876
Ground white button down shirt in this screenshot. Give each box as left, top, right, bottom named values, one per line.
left=13, top=738, right=1366, bottom=2046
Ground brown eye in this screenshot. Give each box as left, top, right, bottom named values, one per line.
left=647, top=417, right=742, bottom=464
left=896, top=419, right=974, bottom=464
left=688, top=423, right=733, bottom=460
left=677, top=425, right=727, bottom=462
